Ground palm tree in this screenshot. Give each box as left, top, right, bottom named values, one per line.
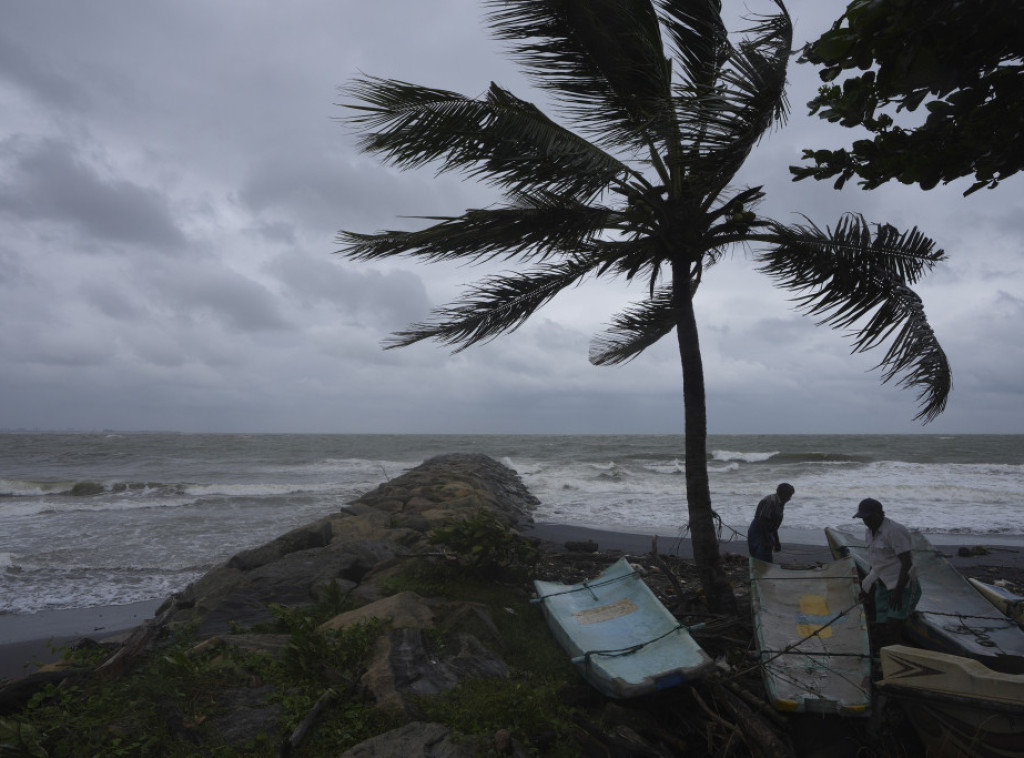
left=337, top=0, right=950, bottom=612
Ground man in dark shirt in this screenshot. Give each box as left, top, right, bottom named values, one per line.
left=747, top=483, right=795, bottom=562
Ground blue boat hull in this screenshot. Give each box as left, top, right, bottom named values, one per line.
left=533, top=557, right=713, bottom=698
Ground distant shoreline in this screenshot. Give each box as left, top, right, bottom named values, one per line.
left=3, top=522, right=1023, bottom=682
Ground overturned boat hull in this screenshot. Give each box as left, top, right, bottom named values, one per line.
left=533, top=557, right=713, bottom=698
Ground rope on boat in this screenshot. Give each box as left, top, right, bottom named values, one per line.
left=921, top=609, right=1016, bottom=623
left=725, top=598, right=867, bottom=683
left=763, top=661, right=870, bottom=703
left=755, top=650, right=870, bottom=658
left=917, top=610, right=1019, bottom=650
left=571, top=621, right=708, bottom=664
left=530, top=569, right=639, bottom=603
left=533, top=566, right=708, bottom=663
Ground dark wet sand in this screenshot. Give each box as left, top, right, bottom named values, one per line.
left=1, top=600, right=162, bottom=681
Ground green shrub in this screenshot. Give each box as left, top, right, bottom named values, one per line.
left=428, top=510, right=538, bottom=578
left=417, top=675, right=579, bottom=756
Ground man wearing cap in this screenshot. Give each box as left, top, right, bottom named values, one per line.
left=854, top=497, right=922, bottom=643
left=747, top=483, right=795, bottom=563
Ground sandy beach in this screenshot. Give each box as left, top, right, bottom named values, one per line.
left=0, top=599, right=163, bottom=681
left=2, top=522, right=1022, bottom=682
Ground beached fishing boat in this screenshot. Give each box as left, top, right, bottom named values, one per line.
left=532, top=557, right=714, bottom=698
left=968, top=577, right=1024, bottom=627
left=825, top=526, right=1024, bottom=673
left=749, top=556, right=872, bottom=715
left=877, top=645, right=1024, bottom=758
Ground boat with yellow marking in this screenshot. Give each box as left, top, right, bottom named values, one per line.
left=749, top=556, right=872, bottom=716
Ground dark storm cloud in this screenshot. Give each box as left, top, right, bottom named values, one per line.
left=0, top=136, right=186, bottom=249
left=147, top=265, right=294, bottom=334
left=0, top=244, right=29, bottom=285
left=0, top=32, right=87, bottom=110
left=80, top=279, right=145, bottom=321
left=239, top=146, right=497, bottom=240
left=267, top=251, right=430, bottom=329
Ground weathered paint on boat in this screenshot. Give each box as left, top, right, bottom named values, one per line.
left=878, top=645, right=1024, bottom=758
left=749, top=556, right=872, bottom=716
left=825, top=526, right=1024, bottom=674
left=533, top=557, right=714, bottom=698
left=968, top=578, right=1024, bottom=627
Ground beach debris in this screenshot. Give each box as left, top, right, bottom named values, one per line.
left=564, top=539, right=598, bottom=553
left=280, top=687, right=335, bottom=757
left=958, top=545, right=990, bottom=557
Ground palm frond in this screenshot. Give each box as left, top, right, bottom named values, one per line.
left=486, top=0, right=674, bottom=152
left=677, top=4, right=792, bottom=187
left=656, top=0, right=729, bottom=91
left=338, top=192, right=617, bottom=264
left=596, top=236, right=670, bottom=282
left=758, top=214, right=950, bottom=422
left=589, top=287, right=678, bottom=365
left=386, top=256, right=598, bottom=350
left=725, top=4, right=791, bottom=133
left=343, top=77, right=630, bottom=200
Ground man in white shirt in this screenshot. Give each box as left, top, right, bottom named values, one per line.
left=854, top=497, right=922, bottom=644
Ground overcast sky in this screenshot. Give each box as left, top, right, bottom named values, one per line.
left=2, top=1, right=1022, bottom=435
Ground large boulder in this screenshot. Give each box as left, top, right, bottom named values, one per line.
left=340, top=721, right=530, bottom=758
left=361, top=628, right=509, bottom=716
left=321, top=590, right=512, bottom=716
left=227, top=518, right=334, bottom=571
left=319, top=591, right=435, bottom=633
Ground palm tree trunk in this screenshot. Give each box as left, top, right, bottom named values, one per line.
left=672, top=262, right=737, bottom=614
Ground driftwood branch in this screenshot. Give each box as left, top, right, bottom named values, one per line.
left=650, top=535, right=689, bottom=614
left=723, top=679, right=790, bottom=729
left=0, top=668, right=87, bottom=716
left=571, top=713, right=671, bottom=758
left=280, top=688, right=335, bottom=757
left=690, top=685, right=741, bottom=737
left=704, top=679, right=795, bottom=758
left=96, top=599, right=181, bottom=677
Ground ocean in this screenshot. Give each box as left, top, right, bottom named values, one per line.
left=2, top=433, right=1023, bottom=616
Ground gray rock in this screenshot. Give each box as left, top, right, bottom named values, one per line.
left=216, top=633, right=292, bottom=660
left=227, top=518, right=333, bottom=571
left=319, top=591, right=435, bottom=633
left=340, top=721, right=531, bottom=758
left=339, top=722, right=469, bottom=758
left=178, top=539, right=402, bottom=635
left=210, top=685, right=282, bottom=747
left=361, top=628, right=509, bottom=715
left=195, top=593, right=281, bottom=637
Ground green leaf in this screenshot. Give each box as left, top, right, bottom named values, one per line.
left=812, top=30, right=856, bottom=61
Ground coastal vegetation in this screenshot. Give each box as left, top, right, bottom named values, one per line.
left=337, top=0, right=951, bottom=611
left=795, top=0, right=1024, bottom=194
left=0, top=518, right=594, bottom=756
